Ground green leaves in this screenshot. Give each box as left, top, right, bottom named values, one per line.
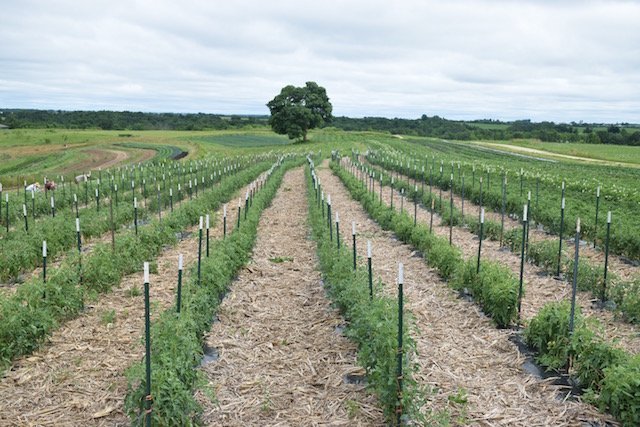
left=267, top=82, right=332, bottom=141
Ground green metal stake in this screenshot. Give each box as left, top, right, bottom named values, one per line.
left=321, top=192, right=325, bottom=218
left=197, top=216, right=203, bottom=286
left=223, top=204, right=227, bottom=239
left=500, top=174, right=506, bottom=246
left=461, top=174, right=465, bottom=218
left=328, top=196, right=333, bottom=242
left=95, top=188, right=100, bottom=213
left=169, top=188, right=173, bottom=212
left=379, top=176, right=383, bottom=205
left=4, top=193, right=7, bottom=233
left=413, top=185, right=418, bottom=226
left=449, top=174, right=454, bottom=245
left=396, top=263, right=404, bottom=426
left=556, top=197, right=565, bottom=277
left=400, top=189, right=404, bottom=214
left=367, top=241, right=373, bottom=300
left=477, top=209, right=484, bottom=273
left=517, top=205, right=528, bottom=323
left=143, top=262, right=152, bottom=427
left=525, top=191, right=531, bottom=257
left=594, top=186, right=600, bottom=249
left=176, top=254, right=183, bottom=313
left=602, top=211, right=611, bottom=302
left=23, top=204, right=28, bottom=232
left=42, top=240, right=47, bottom=283
left=134, top=197, right=139, bottom=235
left=244, top=192, right=249, bottom=220
left=206, top=215, right=210, bottom=257
left=429, top=198, right=434, bottom=233
left=352, top=222, right=357, bottom=270
left=237, top=199, right=241, bottom=229
left=569, top=219, right=581, bottom=336
left=336, top=212, right=341, bottom=250
left=390, top=177, right=394, bottom=210
left=478, top=177, right=483, bottom=222
left=115, top=184, right=118, bottom=207
left=438, top=166, right=443, bottom=211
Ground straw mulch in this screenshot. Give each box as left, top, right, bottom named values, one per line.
left=0, top=182, right=255, bottom=426
left=364, top=163, right=640, bottom=357
left=196, top=167, right=384, bottom=426
left=317, top=162, right=615, bottom=426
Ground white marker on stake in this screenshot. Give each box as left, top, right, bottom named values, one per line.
left=577, top=218, right=581, bottom=233
left=51, top=196, right=54, bottom=208
left=76, top=217, right=80, bottom=232
left=367, top=240, right=372, bottom=258
left=134, top=197, right=138, bottom=209
left=481, top=208, right=485, bottom=223
left=607, top=211, right=611, bottom=223
left=199, top=216, right=203, bottom=230
left=31, top=190, right=34, bottom=199
left=398, top=263, right=404, bottom=284
left=335, top=212, right=340, bottom=223
left=528, top=191, right=531, bottom=201
left=206, top=214, right=210, bottom=229
left=327, top=194, right=331, bottom=206
left=562, top=197, right=565, bottom=209
left=23, top=204, right=27, bottom=217
left=562, top=181, right=565, bottom=190
left=352, top=221, right=356, bottom=236
left=178, top=254, right=183, bottom=270
left=144, top=262, right=149, bottom=283
left=523, top=204, right=528, bottom=222
left=223, top=204, right=227, bottom=218
left=597, top=186, right=600, bottom=197
left=43, top=240, right=47, bottom=257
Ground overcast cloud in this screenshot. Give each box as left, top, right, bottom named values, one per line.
left=1, top=0, right=639, bottom=122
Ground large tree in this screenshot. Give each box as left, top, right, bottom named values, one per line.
left=266, top=81, right=332, bottom=141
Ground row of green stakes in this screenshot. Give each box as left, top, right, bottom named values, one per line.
left=369, top=151, right=612, bottom=255
left=0, top=166, right=231, bottom=234
left=312, top=174, right=406, bottom=424
left=357, top=157, right=617, bottom=303
left=142, top=176, right=264, bottom=425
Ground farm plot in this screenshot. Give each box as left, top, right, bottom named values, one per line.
left=197, top=167, right=383, bottom=425
left=334, top=157, right=640, bottom=425
left=315, top=160, right=611, bottom=425
left=0, top=166, right=273, bottom=425
left=355, top=157, right=640, bottom=351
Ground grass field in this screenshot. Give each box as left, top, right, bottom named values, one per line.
left=468, top=139, right=640, bottom=165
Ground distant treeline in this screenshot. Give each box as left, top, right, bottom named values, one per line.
left=2, top=109, right=639, bottom=145
left=331, top=115, right=640, bottom=146
left=0, top=109, right=269, bottom=131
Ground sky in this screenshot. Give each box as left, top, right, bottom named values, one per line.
left=1, top=0, right=639, bottom=123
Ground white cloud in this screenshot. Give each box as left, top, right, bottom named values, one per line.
left=0, top=0, right=639, bottom=122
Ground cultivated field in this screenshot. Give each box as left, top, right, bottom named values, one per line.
left=0, top=128, right=638, bottom=426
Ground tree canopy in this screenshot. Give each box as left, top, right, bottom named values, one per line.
left=266, top=81, right=332, bottom=141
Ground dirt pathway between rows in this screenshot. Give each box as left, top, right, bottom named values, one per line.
left=197, top=168, right=384, bottom=426
left=0, top=180, right=255, bottom=426
left=364, top=159, right=640, bottom=282
left=355, top=160, right=640, bottom=356
left=317, top=161, right=613, bottom=425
